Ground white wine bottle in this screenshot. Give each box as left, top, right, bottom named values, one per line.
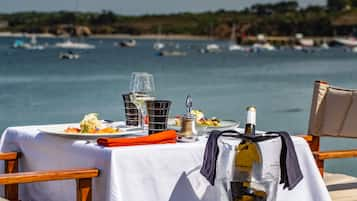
left=230, top=106, right=267, bottom=201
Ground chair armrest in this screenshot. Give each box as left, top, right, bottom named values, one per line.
left=0, top=168, right=99, bottom=185
left=296, top=134, right=313, bottom=142
left=0, top=152, right=20, bottom=161
left=314, top=149, right=357, bottom=160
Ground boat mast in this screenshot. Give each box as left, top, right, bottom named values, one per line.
left=157, top=25, right=162, bottom=43
left=230, top=24, right=236, bottom=45
left=209, top=23, right=213, bottom=41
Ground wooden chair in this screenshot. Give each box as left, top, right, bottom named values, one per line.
left=301, top=80, right=357, bottom=177
left=0, top=152, right=99, bottom=201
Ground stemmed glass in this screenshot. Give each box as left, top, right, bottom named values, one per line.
left=129, top=72, right=156, bottom=130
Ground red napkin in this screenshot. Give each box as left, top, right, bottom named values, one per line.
left=97, top=130, right=177, bottom=147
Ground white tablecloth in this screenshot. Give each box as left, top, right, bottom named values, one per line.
left=0, top=124, right=331, bottom=201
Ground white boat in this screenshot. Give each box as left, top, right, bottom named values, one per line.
left=320, top=42, right=329, bottom=50
left=292, top=45, right=316, bottom=53
left=252, top=43, right=276, bottom=51
left=12, top=35, right=45, bottom=50
left=201, top=44, right=221, bottom=53
left=153, top=25, right=165, bottom=50
left=334, top=38, right=357, bottom=47
left=298, top=39, right=314, bottom=47
left=120, top=39, right=136, bottom=48
left=26, top=35, right=45, bottom=50
left=55, top=39, right=95, bottom=49
left=159, top=50, right=187, bottom=56
left=293, top=45, right=303, bottom=51
left=59, top=51, right=80, bottom=59
left=153, top=42, right=165, bottom=50
left=229, top=44, right=244, bottom=51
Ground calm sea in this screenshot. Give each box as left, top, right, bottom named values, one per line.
left=1, top=36, right=357, bottom=175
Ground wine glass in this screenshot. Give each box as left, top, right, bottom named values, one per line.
left=129, top=72, right=156, bottom=130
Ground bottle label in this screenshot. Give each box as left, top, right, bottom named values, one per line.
left=246, top=110, right=256, bottom=125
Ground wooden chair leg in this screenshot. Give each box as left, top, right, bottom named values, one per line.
left=77, top=178, right=92, bottom=201
left=315, top=158, right=324, bottom=177
left=5, top=159, right=18, bottom=201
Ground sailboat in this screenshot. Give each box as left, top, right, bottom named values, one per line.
left=228, top=24, right=244, bottom=51
left=153, top=25, right=165, bottom=50
left=201, top=24, right=221, bottom=53
left=55, top=0, right=95, bottom=50
left=26, top=35, right=45, bottom=50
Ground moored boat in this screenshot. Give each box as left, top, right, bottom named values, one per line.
left=298, top=38, right=314, bottom=47
left=55, top=39, right=95, bottom=49
left=251, top=34, right=276, bottom=51
left=12, top=35, right=45, bottom=50
left=201, top=44, right=221, bottom=53
left=59, top=51, right=80, bottom=59
left=252, top=43, right=276, bottom=51
left=120, top=39, right=136, bottom=48
left=153, top=42, right=165, bottom=50
left=12, top=40, right=25, bottom=48
left=228, top=24, right=244, bottom=51
left=158, top=50, right=187, bottom=56
left=153, top=25, right=165, bottom=50
left=320, top=42, right=329, bottom=50
left=333, top=37, right=357, bottom=47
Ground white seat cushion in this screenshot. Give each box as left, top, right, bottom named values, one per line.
left=324, top=172, right=357, bottom=201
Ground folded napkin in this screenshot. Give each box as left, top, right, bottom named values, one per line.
left=200, top=130, right=303, bottom=190
left=200, top=130, right=222, bottom=185
left=97, top=130, right=177, bottom=147
left=266, top=131, right=303, bottom=190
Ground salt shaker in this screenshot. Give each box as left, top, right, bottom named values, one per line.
left=180, top=95, right=198, bottom=139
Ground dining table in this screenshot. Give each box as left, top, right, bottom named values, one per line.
left=0, top=122, right=331, bottom=201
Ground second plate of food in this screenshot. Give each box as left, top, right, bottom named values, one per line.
left=167, top=118, right=239, bottom=131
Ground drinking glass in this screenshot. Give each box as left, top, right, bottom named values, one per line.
left=146, top=100, right=171, bottom=134
left=129, top=72, right=156, bottom=130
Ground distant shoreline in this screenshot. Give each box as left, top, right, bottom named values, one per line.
left=0, top=32, right=211, bottom=41
left=91, top=34, right=210, bottom=40
left=0, top=32, right=346, bottom=45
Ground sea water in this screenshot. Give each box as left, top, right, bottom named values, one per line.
left=1, top=37, right=357, bottom=175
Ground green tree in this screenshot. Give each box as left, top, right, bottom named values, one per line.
left=91, top=10, right=117, bottom=25
left=327, top=0, right=351, bottom=11
left=351, top=0, right=357, bottom=7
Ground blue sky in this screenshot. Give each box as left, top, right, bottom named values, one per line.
left=1, top=0, right=326, bottom=14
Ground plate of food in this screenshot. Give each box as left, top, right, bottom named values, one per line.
left=168, top=110, right=239, bottom=131
left=39, top=113, right=142, bottom=138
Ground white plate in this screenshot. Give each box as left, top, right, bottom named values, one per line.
left=39, top=123, right=143, bottom=138
left=168, top=119, right=239, bottom=131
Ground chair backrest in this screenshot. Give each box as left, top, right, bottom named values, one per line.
left=308, top=80, right=357, bottom=138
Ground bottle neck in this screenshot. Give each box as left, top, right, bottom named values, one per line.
left=245, top=109, right=256, bottom=135
left=244, top=124, right=255, bottom=135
